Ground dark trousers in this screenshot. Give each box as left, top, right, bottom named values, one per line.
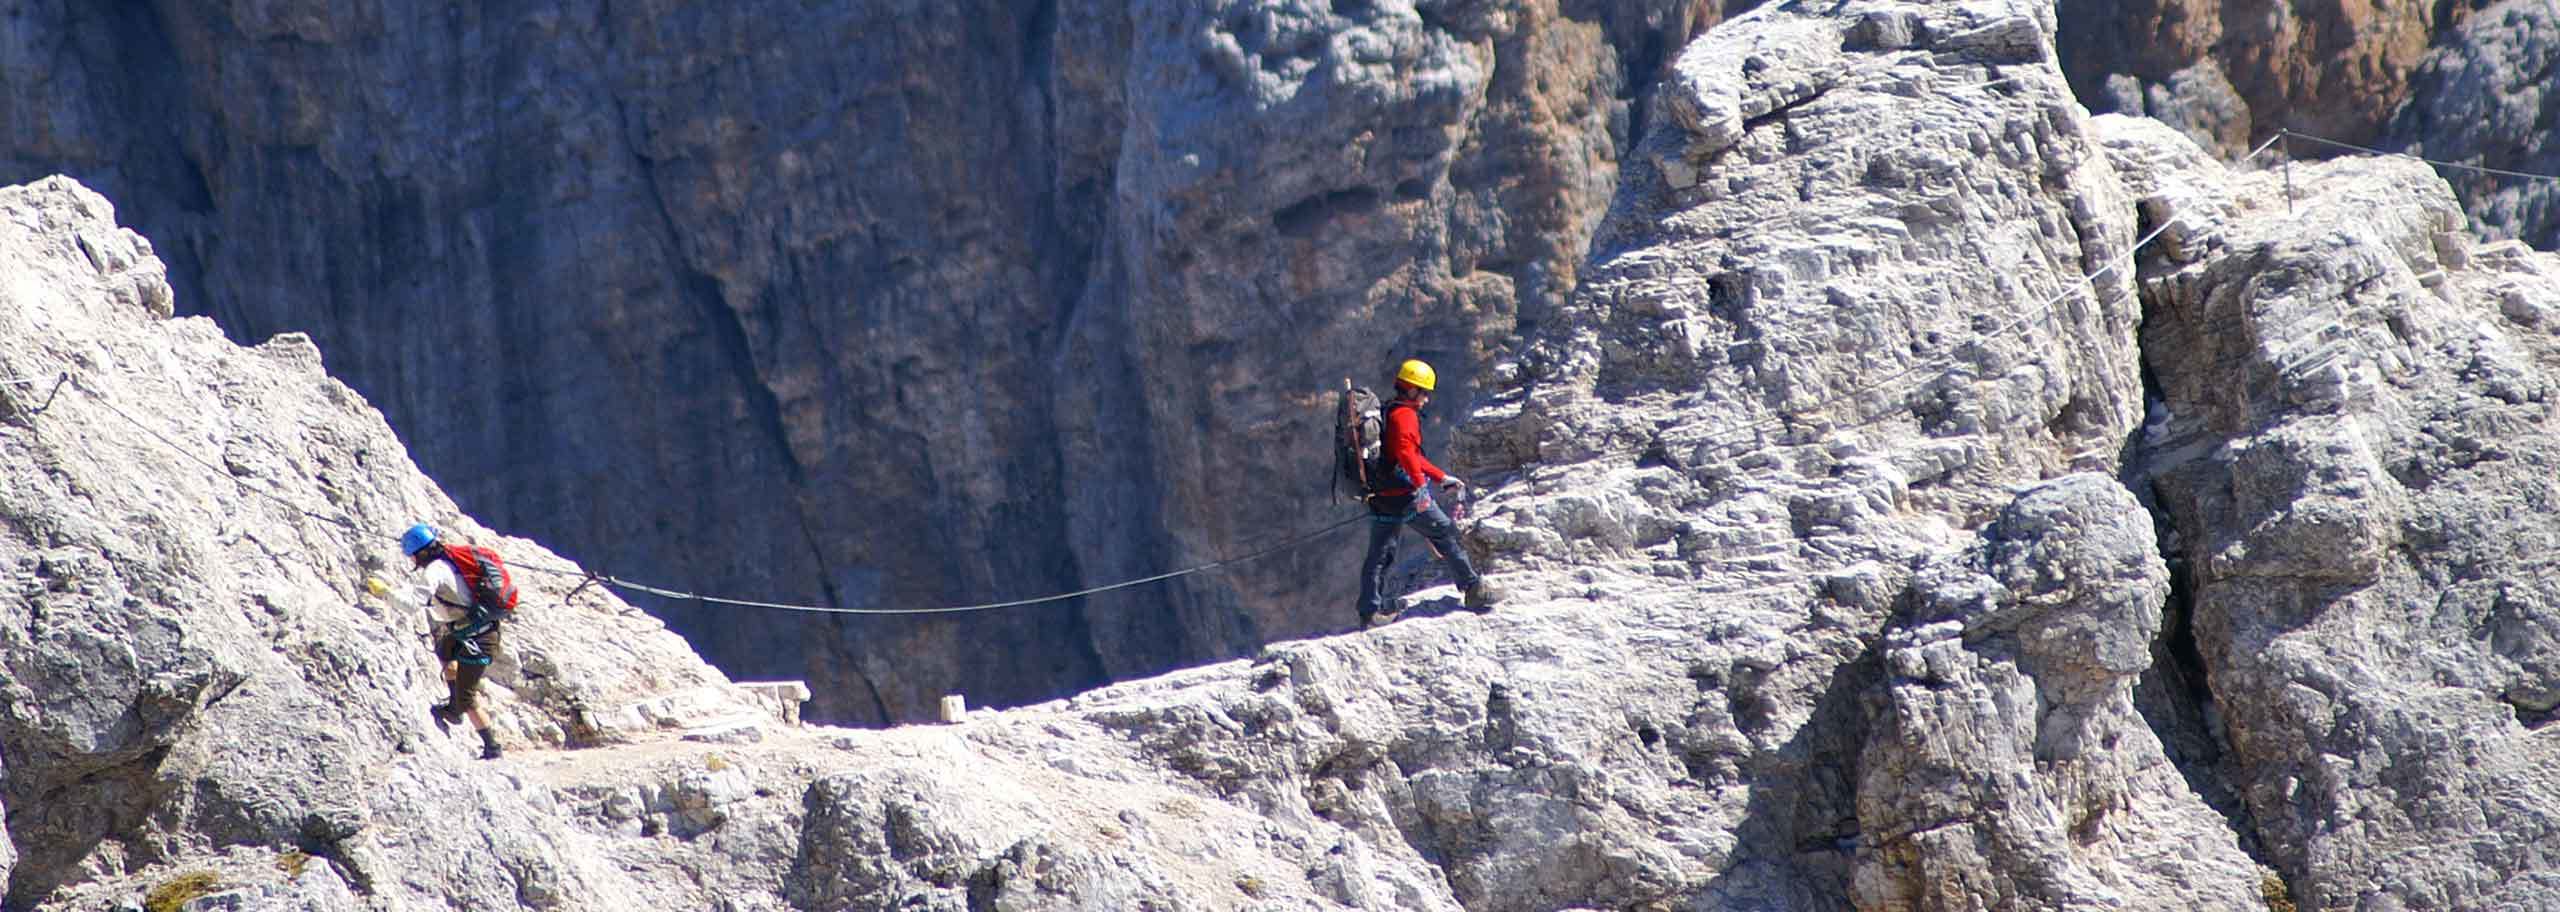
left=1358, top=499, right=1478, bottom=622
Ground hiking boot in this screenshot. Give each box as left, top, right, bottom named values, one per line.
left=430, top=703, right=462, bottom=728
left=479, top=730, right=503, bottom=760
left=1463, top=580, right=1503, bottom=612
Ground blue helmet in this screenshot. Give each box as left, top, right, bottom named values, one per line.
left=400, top=523, right=440, bottom=556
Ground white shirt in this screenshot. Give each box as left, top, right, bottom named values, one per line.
left=417, top=558, right=475, bottom=625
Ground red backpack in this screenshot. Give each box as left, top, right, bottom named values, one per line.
left=442, top=544, right=520, bottom=615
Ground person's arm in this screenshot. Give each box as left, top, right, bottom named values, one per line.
left=1384, top=406, right=1447, bottom=489
left=419, top=561, right=467, bottom=625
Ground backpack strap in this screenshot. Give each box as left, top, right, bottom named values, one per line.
left=1334, top=384, right=1353, bottom=502
left=436, top=549, right=503, bottom=623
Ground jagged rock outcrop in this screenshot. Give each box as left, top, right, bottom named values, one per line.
left=2052, top=0, right=2560, bottom=257
left=0, top=0, right=1705, bottom=726
left=7, top=0, right=2552, bottom=738
left=1, top=175, right=792, bottom=909
left=2055, top=0, right=2495, bottom=154
left=2107, top=113, right=2560, bottom=908
left=1446, top=0, right=2200, bottom=901
left=1856, top=474, right=2262, bottom=909
left=0, top=799, right=11, bottom=907
left=2385, top=0, right=2560, bottom=248
left=1, top=0, right=2253, bottom=901
left=0, top=138, right=2220, bottom=910
left=19, top=0, right=2560, bottom=907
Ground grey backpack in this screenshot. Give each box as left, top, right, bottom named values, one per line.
left=1333, top=382, right=1392, bottom=499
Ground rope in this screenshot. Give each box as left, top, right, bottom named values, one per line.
left=2279, top=128, right=2560, bottom=185
left=34, top=371, right=370, bottom=534
left=1930, top=67, right=2560, bottom=187
left=8, top=114, right=2553, bottom=619
left=8, top=366, right=1369, bottom=615
left=570, top=513, right=1370, bottom=616
left=0, top=371, right=71, bottom=417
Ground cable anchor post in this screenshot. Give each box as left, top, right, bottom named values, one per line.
left=2281, top=128, right=2295, bottom=214
left=20, top=371, right=70, bottom=418
left=566, top=571, right=605, bottom=605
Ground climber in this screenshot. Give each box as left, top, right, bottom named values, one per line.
left=1356, top=358, right=1501, bottom=628
left=402, top=523, right=507, bottom=760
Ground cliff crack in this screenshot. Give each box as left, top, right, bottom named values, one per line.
left=611, top=94, right=808, bottom=488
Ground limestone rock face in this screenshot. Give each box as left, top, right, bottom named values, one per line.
left=0, top=175, right=783, bottom=910
left=20, top=0, right=2560, bottom=907
left=1463, top=0, right=2147, bottom=590
left=2058, top=0, right=2560, bottom=252
left=0, top=153, right=2197, bottom=910
left=1446, top=0, right=2180, bottom=901
left=0, top=0, right=1703, bottom=727
left=0, top=793, right=11, bottom=907
left=2055, top=0, right=2487, bottom=154
left=1854, top=474, right=2263, bottom=910
left=0, top=4, right=2241, bottom=896
left=7, top=0, right=2552, bottom=739
left=2107, top=113, right=2560, bottom=910
left=2385, top=0, right=2560, bottom=248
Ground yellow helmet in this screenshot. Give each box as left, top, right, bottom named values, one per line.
left=1395, top=358, right=1437, bottom=391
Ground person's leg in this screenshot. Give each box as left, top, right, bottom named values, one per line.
left=448, top=659, right=501, bottom=758
left=446, top=659, right=482, bottom=721
left=431, top=635, right=463, bottom=725
left=470, top=625, right=503, bottom=758
left=1409, top=502, right=1478, bottom=589
left=1357, top=514, right=1402, bottom=626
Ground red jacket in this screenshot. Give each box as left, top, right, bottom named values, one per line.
left=1377, top=399, right=1447, bottom=497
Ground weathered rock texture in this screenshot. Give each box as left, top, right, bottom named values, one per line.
left=0, top=175, right=801, bottom=910
left=17, top=0, right=2560, bottom=907
left=0, top=152, right=2252, bottom=910
left=2055, top=0, right=2493, bottom=154
left=8, top=0, right=2554, bottom=736
left=0, top=0, right=1706, bottom=726
left=1426, top=0, right=2263, bottom=900
left=2055, top=0, right=2560, bottom=253
left=1857, top=475, right=2261, bottom=909
left=2384, top=0, right=2560, bottom=249
left=2108, top=112, right=2560, bottom=910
